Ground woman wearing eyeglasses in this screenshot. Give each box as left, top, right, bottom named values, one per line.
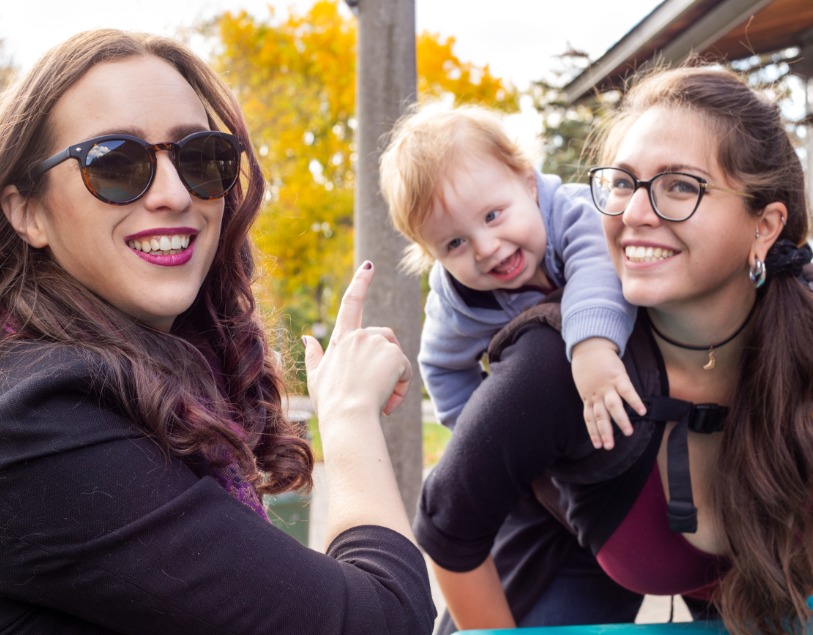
left=0, top=29, right=434, bottom=633
left=416, top=65, right=813, bottom=635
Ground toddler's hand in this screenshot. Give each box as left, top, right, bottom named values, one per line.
left=571, top=338, right=646, bottom=450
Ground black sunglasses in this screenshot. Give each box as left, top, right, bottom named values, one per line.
left=29, top=131, right=242, bottom=205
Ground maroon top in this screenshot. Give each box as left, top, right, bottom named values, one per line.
left=597, top=466, right=727, bottom=599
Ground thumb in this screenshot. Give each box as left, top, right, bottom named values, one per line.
left=302, top=335, right=324, bottom=375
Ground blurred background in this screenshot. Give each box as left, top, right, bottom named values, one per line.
left=2, top=0, right=811, bottom=518
left=0, top=0, right=704, bottom=379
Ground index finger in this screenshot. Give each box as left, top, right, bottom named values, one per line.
left=331, top=261, right=374, bottom=340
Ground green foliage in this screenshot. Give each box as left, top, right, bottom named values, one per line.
left=534, top=48, right=807, bottom=187
left=530, top=48, right=613, bottom=185
left=729, top=53, right=809, bottom=152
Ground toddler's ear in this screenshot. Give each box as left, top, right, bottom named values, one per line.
left=1, top=185, right=50, bottom=248
left=525, top=169, right=537, bottom=198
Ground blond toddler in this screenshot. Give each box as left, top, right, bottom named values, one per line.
left=380, top=103, right=646, bottom=448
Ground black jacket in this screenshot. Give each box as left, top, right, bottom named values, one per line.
left=0, top=343, right=435, bottom=634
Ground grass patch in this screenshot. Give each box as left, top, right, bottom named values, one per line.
left=306, top=417, right=323, bottom=462
left=307, top=417, right=451, bottom=468
left=422, top=422, right=452, bottom=467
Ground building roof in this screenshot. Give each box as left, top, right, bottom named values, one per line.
left=563, top=0, right=813, bottom=103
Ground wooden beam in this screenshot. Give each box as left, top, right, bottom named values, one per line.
left=563, top=0, right=771, bottom=103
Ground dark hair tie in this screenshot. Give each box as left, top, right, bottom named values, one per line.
left=765, top=238, right=813, bottom=281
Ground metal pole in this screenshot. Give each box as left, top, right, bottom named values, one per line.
left=350, top=0, right=422, bottom=516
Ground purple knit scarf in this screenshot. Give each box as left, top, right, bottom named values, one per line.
left=185, top=334, right=272, bottom=523
left=211, top=459, right=271, bottom=522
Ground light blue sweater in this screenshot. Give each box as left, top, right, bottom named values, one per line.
left=418, top=171, right=636, bottom=430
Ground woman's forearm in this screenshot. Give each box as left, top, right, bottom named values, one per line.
left=433, top=556, right=515, bottom=629
left=318, top=401, right=414, bottom=546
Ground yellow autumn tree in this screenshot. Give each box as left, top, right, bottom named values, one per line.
left=209, top=0, right=518, bottom=343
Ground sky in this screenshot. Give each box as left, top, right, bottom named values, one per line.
left=0, top=0, right=662, bottom=86
left=0, top=0, right=663, bottom=160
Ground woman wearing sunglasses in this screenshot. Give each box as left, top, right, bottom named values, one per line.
left=416, top=65, right=813, bottom=635
left=0, top=29, right=434, bottom=633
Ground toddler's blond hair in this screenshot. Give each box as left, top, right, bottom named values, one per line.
left=379, top=102, right=533, bottom=274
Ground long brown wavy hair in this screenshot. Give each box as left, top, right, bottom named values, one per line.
left=587, top=64, right=813, bottom=633
left=0, top=30, right=313, bottom=495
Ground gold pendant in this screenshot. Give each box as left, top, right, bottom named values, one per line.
left=703, top=347, right=716, bottom=371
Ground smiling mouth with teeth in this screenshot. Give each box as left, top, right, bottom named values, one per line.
left=625, top=245, right=675, bottom=263
left=127, top=235, right=191, bottom=255
left=490, top=250, right=522, bottom=276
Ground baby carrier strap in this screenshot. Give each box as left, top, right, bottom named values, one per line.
left=487, top=290, right=563, bottom=362
left=487, top=292, right=658, bottom=483
left=487, top=295, right=727, bottom=536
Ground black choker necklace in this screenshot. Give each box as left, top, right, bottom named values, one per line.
left=647, top=303, right=756, bottom=370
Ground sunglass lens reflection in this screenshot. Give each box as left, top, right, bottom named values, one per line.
left=179, top=136, right=239, bottom=199
left=84, top=139, right=152, bottom=203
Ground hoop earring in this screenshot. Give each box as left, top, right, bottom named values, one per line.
left=749, top=257, right=766, bottom=288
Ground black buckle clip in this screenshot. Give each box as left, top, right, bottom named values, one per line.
left=667, top=499, right=698, bottom=533
left=687, top=403, right=726, bottom=434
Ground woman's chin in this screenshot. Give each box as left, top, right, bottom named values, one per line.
left=620, top=282, right=664, bottom=309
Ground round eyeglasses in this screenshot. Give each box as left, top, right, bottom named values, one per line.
left=588, top=166, right=752, bottom=222
left=29, top=131, right=242, bottom=205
